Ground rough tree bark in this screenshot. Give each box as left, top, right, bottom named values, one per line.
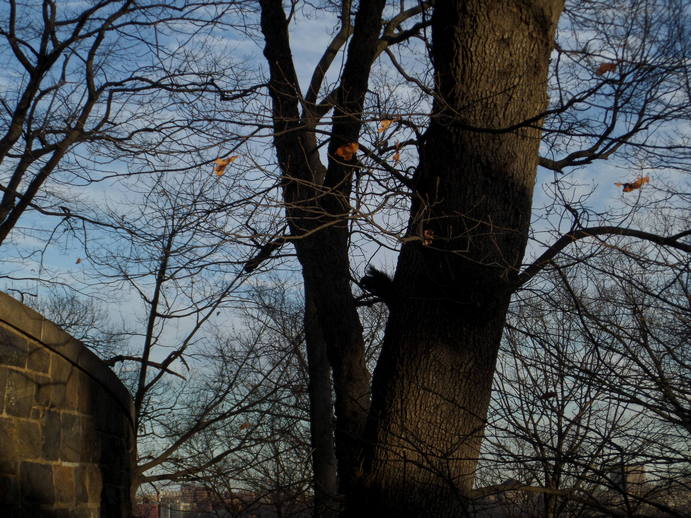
left=260, top=1, right=563, bottom=516
left=304, top=288, right=339, bottom=518
left=352, top=2, right=564, bottom=517
left=259, top=0, right=385, bottom=509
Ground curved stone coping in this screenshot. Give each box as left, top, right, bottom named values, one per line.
left=0, top=291, right=134, bottom=426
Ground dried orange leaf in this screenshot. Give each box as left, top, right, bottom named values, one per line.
left=334, top=142, right=359, bottom=161
left=392, top=141, right=401, bottom=163
left=213, top=155, right=239, bottom=176
left=378, top=119, right=394, bottom=133
left=595, top=62, right=617, bottom=76
left=614, top=175, right=649, bottom=192
left=422, top=229, right=434, bottom=247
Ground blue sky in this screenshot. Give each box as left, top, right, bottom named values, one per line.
left=1, top=0, right=688, bottom=361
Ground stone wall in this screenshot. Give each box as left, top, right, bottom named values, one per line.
left=0, top=292, right=135, bottom=517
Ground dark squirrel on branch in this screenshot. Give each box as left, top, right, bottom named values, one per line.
left=360, top=266, right=397, bottom=305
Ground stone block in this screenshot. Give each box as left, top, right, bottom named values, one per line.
left=44, top=382, right=67, bottom=409
left=35, top=378, right=53, bottom=407
left=93, top=396, right=118, bottom=434
left=101, top=483, right=124, bottom=509
left=0, top=366, right=7, bottom=414
left=75, top=466, right=88, bottom=504
left=0, top=458, right=17, bottom=477
left=42, top=409, right=62, bottom=461
left=100, top=435, right=131, bottom=484
left=28, top=371, right=50, bottom=407
left=77, top=370, right=96, bottom=414
left=61, top=413, right=83, bottom=462
left=5, top=369, right=35, bottom=418
left=81, top=416, right=101, bottom=463
left=26, top=344, right=50, bottom=373
left=45, top=360, right=81, bottom=410
left=0, top=474, right=19, bottom=506
left=65, top=369, right=80, bottom=411
left=20, top=461, right=54, bottom=505
left=30, top=404, right=46, bottom=420
left=76, top=465, right=102, bottom=505
left=16, top=419, right=41, bottom=460
left=0, top=325, right=28, bottom=368
left=53, top=464, right=76, bottom=505
left=49, top=355, right=71, bottom=382
left=0, top=418, right=17, bottom=474
left=71, top=508, right=99, bottom=518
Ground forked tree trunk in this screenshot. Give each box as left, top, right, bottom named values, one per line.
left=258, top=0, right=385, bottom=505
left=350, top=2, right=563, bottom=516
left=259, top=0, right=564, bottom=515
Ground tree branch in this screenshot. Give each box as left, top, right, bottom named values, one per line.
left=104, top=355, right=187, bottom=381
left=516, top=226, right=691, bottom=287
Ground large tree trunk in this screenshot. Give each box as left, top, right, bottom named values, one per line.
left=258, top=0, right=385, bottom=500
left=351, top=2, right=563, bottom=516
left=304, top=288, right=339, bottom=518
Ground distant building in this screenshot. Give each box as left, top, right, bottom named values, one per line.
left=134, top=500, right=159, bottom=518
left=609, top=463, right=646, bottom=496
left=135, top=485, right=310, bottom=518
left=469, top=466, right=691, bottom=517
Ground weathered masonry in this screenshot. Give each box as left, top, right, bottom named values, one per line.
left=0, top=292, right=134, bottom=517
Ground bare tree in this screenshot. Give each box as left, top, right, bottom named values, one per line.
left=0, top=0, right=252, bottom=247
left=27, top=286, right=128, bottom=357
left=2, top=1, right=689, bottom=517
left=480, top=228, right=689, bottom=517
left=78, top=168, right=284, bottom=497
left=180, top=281, right=318, bottom=518
left=251, top=1, right=688, bottom=516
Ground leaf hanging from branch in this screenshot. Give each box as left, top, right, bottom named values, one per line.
left=334, top=142, right=359, bottom=161
left=614, top=175, right=649, bottom=192
left=595, top=62, right=617, bottom=75
left=392, top=141, right=401, bottom=163
left=378, top=119, right=394, bottom=133
left=213, top=155, right=239, bottom=176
